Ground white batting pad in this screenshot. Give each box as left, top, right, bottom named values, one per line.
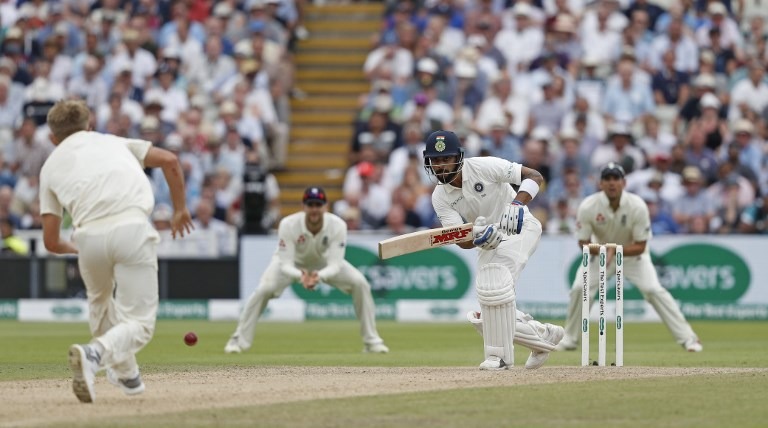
left=514, top=314, right=557, bottom=352
left=476, top=264, right=516, bottom=366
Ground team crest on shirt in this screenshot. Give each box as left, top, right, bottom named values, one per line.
left=278, top=239, right=286, bottom=248
left=595, top=213, right=606, bottom=224
left=621, top=215, right=627, bottom=226
left=297, top=235, right=306, bottom=245
left=322, top=236, right=328, bottom=247
left=474, top=182, right=484, bottom=192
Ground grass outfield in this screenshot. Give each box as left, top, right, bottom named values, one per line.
left=1, top=320, right=767, bottom=427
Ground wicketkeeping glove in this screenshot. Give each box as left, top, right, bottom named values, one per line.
left=499, top=201, right=524, bottom=235
left=472, top=216, right=503, bottom=250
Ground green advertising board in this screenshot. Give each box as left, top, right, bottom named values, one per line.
left=567, top=243, right=751, bottom=302
left=291, top=245, right=472, bottom=319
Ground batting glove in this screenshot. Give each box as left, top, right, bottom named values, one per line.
left=472, top=216, right=503, bottom=250
left=499, top=201, right=524, bottom=236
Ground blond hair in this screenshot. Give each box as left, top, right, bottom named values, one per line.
left=46, top=99, right=91, bottom=142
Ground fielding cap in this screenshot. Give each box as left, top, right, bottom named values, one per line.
left=423, top=130, right=462, bottom=158
left=600, top=162, right=625, bottom=179
left=302, top=186, right=327, bottom=205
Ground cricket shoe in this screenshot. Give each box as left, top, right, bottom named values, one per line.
left=683, top=338, right=703, bottom=352
left=224, top=337, right=242, bottom=354
left=364, top=343, right=389, bottom=353
left=554, top=337, right=578, bottom=352
left=107, top=369, right=145, bottom=395
left=525, top=324, right=565, bottom=370
left=479, top=356, right=509, bottom=371
left=68, top=344, right=101, bottom=403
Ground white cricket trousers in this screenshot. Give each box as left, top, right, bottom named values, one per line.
left=231, top=257, right=384, bottom=350
left=73, top=211, right=159, bottom=379
left=477, top=216, right=559, bottom=352
left=563, top=252, right=698, bottom=345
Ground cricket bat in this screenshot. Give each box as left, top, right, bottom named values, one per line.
left=378, top=223, right=474, bottom=260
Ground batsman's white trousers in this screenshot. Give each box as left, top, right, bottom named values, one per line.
left=477, top=216, right=555, bottom=350
left=231, top=257, right=384, bottom=350
left=73, top=211, right=159, bottom=379
left=563, top=252, right=697, bottom=345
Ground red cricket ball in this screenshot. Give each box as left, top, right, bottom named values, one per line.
left=184, top=332, right=198, bottom=346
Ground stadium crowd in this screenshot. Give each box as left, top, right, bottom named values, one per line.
left=1, top=0, right=767, bottom=258
left=0, top=0, right=306, bottom=255
left=339, top=0, right=768, bottom=236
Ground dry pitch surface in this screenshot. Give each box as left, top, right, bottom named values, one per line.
left=3, top=366, right=765, bottom=427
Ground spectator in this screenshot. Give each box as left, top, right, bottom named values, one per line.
left=529, top=76, right=568, bottom=135
left=546, top=197, right=577, bottom=235
left=193, top=198, right=236, bottom=256
left=677, top=73, right=723, bottom=126
left=683, top=121, right=721, bottom=184
left=474, top=74, right=531, bottom=138
left=695, top=2, right=744, bottom=59
left=0, top=216, right=27, bottom=255
left=651, top=49, right=690, bottom=107
left=626, top=152, right=684, bottom=207
left=363, top=31, right=413, bottom=85
left=384, top=121, right=429, bottom=189
left=672, top=166, right=717, bottom=233
left=479, top=119, right=523, bottom=162
left=67, top=55, right=108, bottom=109
left=590, top=123, right=646, bottom=174
left=494, top=3, right=544, bottom=73
left=642, top=191, right=679, bottom=235
left=649, top=17, right=699, bottom=73
left=601, top=57, right=655, bottom=125
left=725, top=119, right=763, bottom=180
left=739, top=193, right=768, bottom=234
left=729, top=60, right=768, bottom=121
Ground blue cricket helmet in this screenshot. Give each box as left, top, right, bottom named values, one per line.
left=423, top=130, right=463, bottom=158
left=423, top=130, right=465, bottom=185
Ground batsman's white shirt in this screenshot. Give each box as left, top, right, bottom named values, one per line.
left=431, top=156, right=542, bottom=281
left=39, top=131, right=154, bottom=227
left=274, top=211, right=347, bottom=282
left=575, top=190, right=652, bottom=255
left=432, top=157, right=531, bottom=228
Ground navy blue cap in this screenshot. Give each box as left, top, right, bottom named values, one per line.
left=302, top=186, right=327, bottom=204
left=423, top=130, right=463, bottom=158
left=600, top=162, right=625, bottom=179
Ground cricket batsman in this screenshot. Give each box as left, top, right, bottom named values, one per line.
left=423, top=130, right=565, bottom=370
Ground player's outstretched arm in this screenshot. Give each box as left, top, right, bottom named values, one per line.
left=144, top=147, right=194, bottom=239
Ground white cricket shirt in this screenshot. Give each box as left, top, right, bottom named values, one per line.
left=275, top=211, right=347, bottom=281
left=39, top=131, right=154, bottom=227
left=431, top=157, right=529, bottom=227
left=575, top=190, right=652, bottom=254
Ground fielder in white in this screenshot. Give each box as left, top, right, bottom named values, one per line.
left=39, top=100, right=194, bottom=403
left=557, top=163, right=703, bottom=352
left=225, top=186, right=388, bottom=354
left=423, top=130, right=565, bottom=370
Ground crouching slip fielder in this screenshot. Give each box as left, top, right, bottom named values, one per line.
left=225, top=186, right=388, bottom=354
left=423, top=130, right=564, bottom=370
left=556, top=163, right=702, bottom=352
